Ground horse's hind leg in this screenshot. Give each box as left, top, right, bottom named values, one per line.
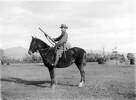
left=75, top=62, right=85, bottom=87
left=75, top=52, right=86, bottom=87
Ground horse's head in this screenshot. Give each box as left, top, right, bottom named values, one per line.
left=28, top=36, right=50, bottom=55
left=28, top=36, right=38, bottom=55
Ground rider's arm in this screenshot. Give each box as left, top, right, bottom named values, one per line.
left=53, top=33, right=63, bottom=41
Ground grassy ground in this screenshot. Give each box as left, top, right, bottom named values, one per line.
left=1, top=62, right=136, bottom=100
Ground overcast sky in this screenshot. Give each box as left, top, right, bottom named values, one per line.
left=0, top=0, right=136, bottom=53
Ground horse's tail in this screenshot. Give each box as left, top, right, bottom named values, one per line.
left=82, top=52, right=87, bottom=66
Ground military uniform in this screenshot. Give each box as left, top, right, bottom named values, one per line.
left=52, top=24, right=68, bottom=66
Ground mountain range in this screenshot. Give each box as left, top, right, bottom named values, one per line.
left=0, top=47, right=28, bottom=59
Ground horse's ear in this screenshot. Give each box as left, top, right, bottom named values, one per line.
left=32, top=36, right=34, bottom=39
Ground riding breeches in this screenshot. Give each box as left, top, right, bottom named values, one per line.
left=56, top=46, right=64, bottom=59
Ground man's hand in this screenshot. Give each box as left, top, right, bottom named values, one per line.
left=54, top=43, right=59, bottom=49
left=52, top=38, right=57, bottom=41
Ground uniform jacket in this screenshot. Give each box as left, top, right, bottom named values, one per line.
left=54, top=31, right=68, bottom=45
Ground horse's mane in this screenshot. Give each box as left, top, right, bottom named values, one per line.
left=35, top=37, right=50, bottom=48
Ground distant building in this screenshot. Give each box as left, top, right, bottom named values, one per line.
left=127, top=53, right=136, bottom=65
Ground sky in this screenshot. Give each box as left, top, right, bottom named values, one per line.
left=0, top=0, right=136, bottom=53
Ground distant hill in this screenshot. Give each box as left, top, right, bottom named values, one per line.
left=3, top=47, right=28, bottom=59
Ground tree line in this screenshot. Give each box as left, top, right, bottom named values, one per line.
left=1, top=52, right=126, bottom=64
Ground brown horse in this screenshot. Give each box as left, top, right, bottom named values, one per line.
left=28, top=36, right=86, bottom=88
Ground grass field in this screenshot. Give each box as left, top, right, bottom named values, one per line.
left=1, top=62, right=136, bottom=100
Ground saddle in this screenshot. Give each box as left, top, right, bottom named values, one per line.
left=44, top=43, right=71, bottom=65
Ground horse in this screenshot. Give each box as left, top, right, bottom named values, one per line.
left=28, top=36, right=87, bottom=88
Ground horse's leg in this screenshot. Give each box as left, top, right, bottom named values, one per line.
left=75, top=63, right=85, bottom=87
left=48, top=68, right=56, bottom=88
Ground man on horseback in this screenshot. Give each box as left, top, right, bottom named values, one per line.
left=29, top=27, right=86, bottom=88
left=52, top=24, right=68, bottom=66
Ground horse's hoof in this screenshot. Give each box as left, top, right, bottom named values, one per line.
left=50, top=84, right=56, bottom=89
left=78, top=82, right=85, bottom=87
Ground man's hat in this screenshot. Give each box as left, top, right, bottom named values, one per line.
left=60, top=24, right=68, bottom=29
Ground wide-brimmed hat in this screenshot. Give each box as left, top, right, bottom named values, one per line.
left=60, top=24, right=68, bottom=29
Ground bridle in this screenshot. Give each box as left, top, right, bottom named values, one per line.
left=30, top=38, right=56, bottom=62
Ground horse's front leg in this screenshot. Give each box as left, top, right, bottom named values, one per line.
left=48, top=67, right=56, bottom=88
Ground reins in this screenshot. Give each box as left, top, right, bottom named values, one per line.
left=38, top=48, right=49, bottom=51
left=38, top=48, right=51, bottom=56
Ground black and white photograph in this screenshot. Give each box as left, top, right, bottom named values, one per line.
left=0, top=0, right=136, bottom=100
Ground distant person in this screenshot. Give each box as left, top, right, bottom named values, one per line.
left=52, top=24, right=68, bottom=66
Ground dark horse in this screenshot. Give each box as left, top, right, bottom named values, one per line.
left=28, top=36, right=87, bottom=88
